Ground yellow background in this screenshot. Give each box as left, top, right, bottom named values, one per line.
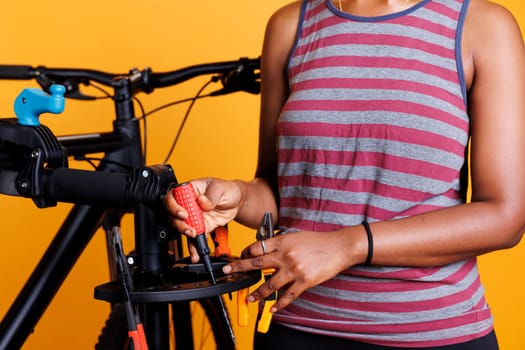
left=0, top=1, right=523, bottom=349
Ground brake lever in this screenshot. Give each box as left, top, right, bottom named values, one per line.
left=209, top=58, right=261, bottom=96
left=37, top=74, right=97, bottom=100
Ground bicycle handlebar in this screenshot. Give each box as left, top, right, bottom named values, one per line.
left=0, top=57, right=260, bottom=98
left=0, top=56, right=260, bottom=207
left=0, top=65, right=34, bottom=79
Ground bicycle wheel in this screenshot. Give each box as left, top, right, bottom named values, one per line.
left=95, top=304, right=129, bottom=350
left=95, top=297, right=235, bottom=350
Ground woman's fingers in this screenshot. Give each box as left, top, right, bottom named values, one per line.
left=271, top=284, right=301, bottom=312
left=223, top=255, right=267, bottom=273
left=250, top=273, right=303, bottom=312
left=188, top=243, right=200, bottom=263
left=241, top=238, right=272, bottom=259
left=224, top=231, right=347, bottom=312
left=223, top=237, right=300, bottom=310
left=166, top=178, right=242, bottom=237
left=165, top=190, right=196, bottom=237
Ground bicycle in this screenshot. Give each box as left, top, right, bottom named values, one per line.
left=0, top=57, right=262, bottom=350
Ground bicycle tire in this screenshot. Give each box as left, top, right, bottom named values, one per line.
left=95, top=297, right=235, bottom=350
left=95, top=303, right=129, bottom=350
left=193, top=297, right=235, bottom=350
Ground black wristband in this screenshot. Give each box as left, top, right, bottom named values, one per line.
left=362, top=220, right=374, bottom=265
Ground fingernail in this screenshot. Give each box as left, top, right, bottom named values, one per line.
left=270, top=306, right=277, bottom=313
left=222, top=265, right=232, bottom=274
left=247, top=295, right=255, bottom=303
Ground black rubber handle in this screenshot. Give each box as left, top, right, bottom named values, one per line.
left=0, top=65, right=33, bottom=79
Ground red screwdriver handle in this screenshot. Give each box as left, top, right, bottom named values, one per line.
left=173, top=182, right=216, bottom=285
left=172, top=182, right=206, bottom=234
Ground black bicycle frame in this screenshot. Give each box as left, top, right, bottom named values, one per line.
left=0, top=57, right=261, bottom=350
left=0, top=74, right=151, bottom=349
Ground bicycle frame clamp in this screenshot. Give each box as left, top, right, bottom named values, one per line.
left=14, top=84, right=66, bottom=126
left=0, top=118, right=67, bottom=207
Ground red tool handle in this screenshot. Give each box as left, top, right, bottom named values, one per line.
left=172, top=182, right=206, bottom=234
left=129, top=324, right=149, bottom=350
left=172, top=182, right=217, bottom=284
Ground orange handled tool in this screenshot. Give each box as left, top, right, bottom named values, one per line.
left=212, top=225, right=231, bottom=258
left=237, top=288, right=250, bottom=327
left=126, top=307, right=149, bottom=350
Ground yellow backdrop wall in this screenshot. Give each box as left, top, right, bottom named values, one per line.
left=0, top=1, right=523, bottom=349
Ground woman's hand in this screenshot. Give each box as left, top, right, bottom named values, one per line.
left=164, top=178, right=243, bottom=261
left=223, top=229, right=364, bottom=312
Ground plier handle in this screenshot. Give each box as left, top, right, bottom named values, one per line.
left=236, top=212, right=277, bottom=331
left=255, top=212, right=276, bottom=333
left=112, top=227, right=149, bottom=350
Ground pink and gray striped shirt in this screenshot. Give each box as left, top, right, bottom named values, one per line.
left=273, top=0, right=493, bottom=346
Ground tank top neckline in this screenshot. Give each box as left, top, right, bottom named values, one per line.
left=325, top=0, right=433, bottom=22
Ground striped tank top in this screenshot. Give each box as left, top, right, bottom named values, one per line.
left=273, top=0, right=494, bottom=347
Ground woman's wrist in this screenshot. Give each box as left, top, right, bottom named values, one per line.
left=361, top=221, right=374, bottom=265
left=232, top=178, right=278, bottom=229
left=334, top=225, right=371, bottom=269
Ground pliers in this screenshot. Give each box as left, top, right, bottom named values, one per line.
left=236, top=212, right=277, bottom=331
left=255, top=212, right=276, bottom=333
left=112, top=227, right=149, bottom=350
left=256, top=211, right=274, bottom=242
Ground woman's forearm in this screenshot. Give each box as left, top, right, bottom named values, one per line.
left=233, top=177, right=279, bottom=229
left=341, top=199, right=525, bottom=269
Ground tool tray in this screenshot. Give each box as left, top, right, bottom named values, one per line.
left=94, top=257, right=260, bottom=303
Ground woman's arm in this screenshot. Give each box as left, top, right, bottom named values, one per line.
left=234, top=1, right=302, bottom=228
left=368, top=0, right=525, bottom=267
left=164, top=2, right=301, bottom=236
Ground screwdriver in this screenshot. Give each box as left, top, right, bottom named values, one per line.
left=172, top=182, right=217, bottom=284
left=172, top=182, right=236, bottom=345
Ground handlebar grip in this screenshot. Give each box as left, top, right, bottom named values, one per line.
left=172, top=182, right=206, bottom=234
left=47, top=168, right=129, bottom=207
left=0, top=65, right=33, bottom=79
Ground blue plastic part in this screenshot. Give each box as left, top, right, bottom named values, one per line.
left=14, top=84, right=66, bottom=126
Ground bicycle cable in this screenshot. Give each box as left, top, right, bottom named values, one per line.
left=73, top=155, right=136, bottom=170
left=85, top=81, right=148, bottom=163
left=133, top=96, right=147, bottom=164
left=162, top=78, right=214, bottom=164
left=64, top=77, right=217, bottom=167
left=87, top=82, right=113, bottom=99
left=90, top=77, right=218, bottom=164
